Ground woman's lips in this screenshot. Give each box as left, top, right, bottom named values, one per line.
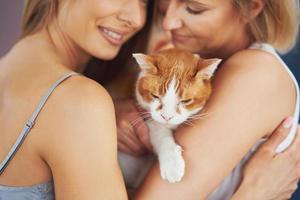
left=99, top=27, right=129, bottom=46
left=171, top=33, right=190, bottom=43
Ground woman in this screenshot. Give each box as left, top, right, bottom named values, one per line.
left=0, top=1, right=298, bottom=200
left=111, top=0, right=300, bottom=199
left=0, top=0, right=149, bottom=199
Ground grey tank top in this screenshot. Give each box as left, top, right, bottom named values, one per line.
left=0, top=72, right=79, bottom=200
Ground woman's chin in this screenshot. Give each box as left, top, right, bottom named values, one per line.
left=92, top=48, right=120, bottom=60
left=172, top=42, right=199, bottom=54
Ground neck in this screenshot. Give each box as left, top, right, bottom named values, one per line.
left=203, top=30, right=253, bottom=60
left=222, top=35, right=252, bottom=59
left=44, top=21, right=91, bottom=72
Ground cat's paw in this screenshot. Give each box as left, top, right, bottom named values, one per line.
left=159, top=145, right=185, bottom=183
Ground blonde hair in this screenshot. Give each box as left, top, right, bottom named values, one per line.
left=21, top=0, right=59, bottom=38
left=234, top=0, right=300, bottom=53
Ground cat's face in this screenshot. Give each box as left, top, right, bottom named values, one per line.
left=133, top=48, right=221, bottom=126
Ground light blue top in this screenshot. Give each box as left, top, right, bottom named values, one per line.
left=0, top=72, right=79, bottom=200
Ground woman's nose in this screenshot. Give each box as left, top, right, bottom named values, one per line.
left=117, top=0, right=145, bottom=29
left=162, top=0, right=183, bottom=31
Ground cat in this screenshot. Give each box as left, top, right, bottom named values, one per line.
left=118, top=48, right=222, bottom=188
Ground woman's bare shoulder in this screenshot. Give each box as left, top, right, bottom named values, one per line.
left=213, top=48, right=296, bottom=132
left=223, top=48, right=290, bottom=79
left=217, top=48, right=295, bottom=95
left=31, top=74, right=125, bottom=199
left=56, top=74, right=114, bottom=108
left=33, top=74, right=117, bottom=159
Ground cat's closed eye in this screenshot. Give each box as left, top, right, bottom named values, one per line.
left=150, top=93, right=160, bottom=99
left=180, top=99, right=193, bottom=104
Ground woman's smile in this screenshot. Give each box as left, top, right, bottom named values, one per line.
left=171, top=32, right=191, bottom=44
left=99, top=26, right=130, bottom=46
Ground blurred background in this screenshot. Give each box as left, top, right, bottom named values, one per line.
left=0, top=1, right=299, bottom=199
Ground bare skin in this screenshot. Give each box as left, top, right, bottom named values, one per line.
left=0, top=0, right=147, bottom=199
left=0, top=29, right=128, bottom=200
left=231, top=120, right=300, bottom=200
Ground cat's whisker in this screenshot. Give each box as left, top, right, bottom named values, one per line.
left=194, top=113, right=208, bottom=117
left=197, top=112, right=211, bottom=117
left=140, top=112, right=151, bottom=115
left=138, top=115, right=151, bottom=120
left=184, top=118, right=198, bottom=127
left=188, top=112, right=211, bottom=121
left=120, top=112, right=151, bottom=125
left=140, top=114, right=152, bottom=120
left=189, top=116, right=205, bottom=120
left=131, top=120, right=144, bottom=127
left=125, top=111, right=151, bottom=116
left=131, top=117, right=146, bottom=127
left=131, top=115, right=153, bottom=127
left=187, top=116, right=204, bottom=121
left=138, top=111, right=151, bottom=115
left=139, top=112, right=151, bottom=116
left=183, top=121, right=194, bottom=127
left=141, top=116, right=152, bottom=122
left=145, top=118, right=154, bottom=123
left=185, top=118, right=194, bottom=124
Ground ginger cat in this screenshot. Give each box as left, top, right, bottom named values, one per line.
left=118, top=48, right=222, bottom=187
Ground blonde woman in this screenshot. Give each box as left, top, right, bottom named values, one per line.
left=112, top=0, right=300, bottom=199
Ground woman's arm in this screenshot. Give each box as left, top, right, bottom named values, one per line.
left=37, top=76, right=127, bottom=200
left=133, top=50, right=296, bottom=199
left=231, top=121, right=300, bottom=200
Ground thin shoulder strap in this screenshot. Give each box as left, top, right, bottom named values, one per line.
left=0, top=72, right=80, bottom=175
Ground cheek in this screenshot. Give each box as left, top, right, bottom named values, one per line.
left=150, top=100, right=162, bottom=112
left=187, top=16, right=207, bottom=34
left=149, top=101, right=165, bottom=122
left=177, top=106, right=189, bottom=118
left=168, top=106, right=190, bottom=124
left=188, top=18, right=223, bottom=43
left=58, top=2, right=84, bottom=33
left=187, top=8, right=236, bottom=40
left=140, top=7, right=147, bottom=29
left=208, top=9, right=244, bottom=39
left=92, top=0, right=122, bottom=16
left=58, top=2, right=115, bottom=57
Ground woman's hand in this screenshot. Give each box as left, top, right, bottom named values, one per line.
left=232, top=117, right=300, bottom=200
left=114, top=98, right=152, bottom=156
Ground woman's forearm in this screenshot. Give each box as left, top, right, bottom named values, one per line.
left=231, top=118, right=300, bottom=200
left=231, top=183, right=258, bottom=200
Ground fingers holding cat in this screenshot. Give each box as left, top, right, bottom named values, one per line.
left=114, top=99, right=152, bottom=156
left=282, top=125, right=300, bottom=167
left=117, top=119, right=145, bottom=155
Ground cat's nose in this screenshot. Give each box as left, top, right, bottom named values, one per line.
left=161, top=114, right=174, bottom=121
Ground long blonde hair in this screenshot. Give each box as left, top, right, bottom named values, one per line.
left=234, top=0, right=300, bottom=53
left=21, top=0, right=59, bottom=38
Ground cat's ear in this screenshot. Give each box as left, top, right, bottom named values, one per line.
left=132, top=53, right=157, bottom=73
left=196, top=58, right=222, bottom=80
